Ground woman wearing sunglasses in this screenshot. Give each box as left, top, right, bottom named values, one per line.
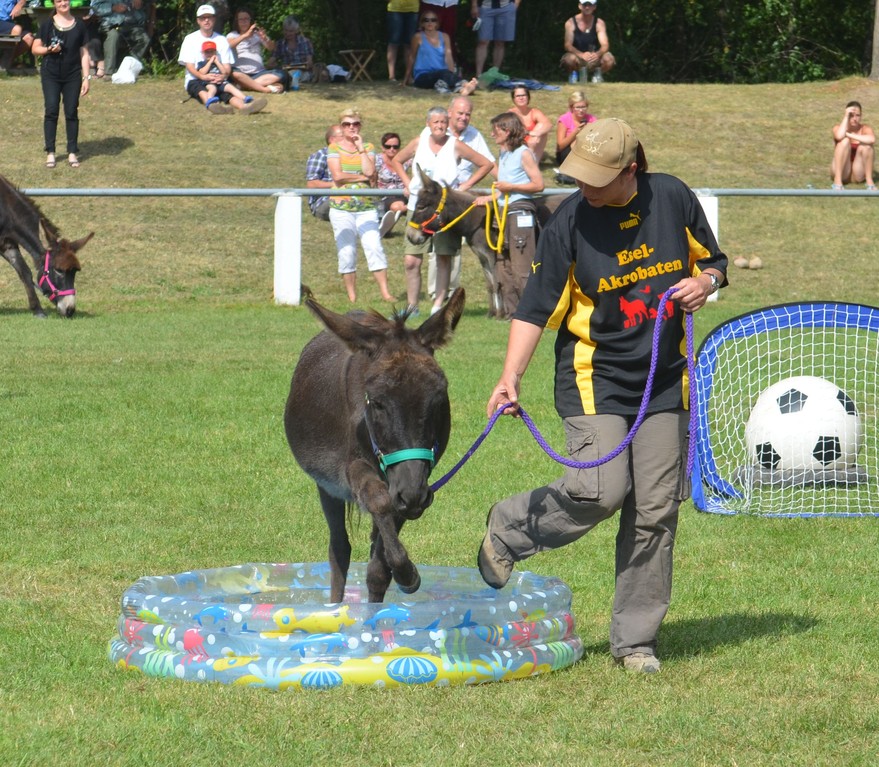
left=402, top=12, right=477, bottom=95
left=375, top=132, right=410, bottom=238
left=326, top=109, right=396, bottom=304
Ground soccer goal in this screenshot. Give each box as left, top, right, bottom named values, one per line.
left=691, top=302, right=879, bottom=517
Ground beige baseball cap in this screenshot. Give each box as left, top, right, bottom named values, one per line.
left=559, top=117, right=639, bottom=187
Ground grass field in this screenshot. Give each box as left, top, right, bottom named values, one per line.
left=1, top=74, right=878, bottom=766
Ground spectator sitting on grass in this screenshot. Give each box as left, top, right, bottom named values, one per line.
left=831, top=101, right=876, bottom=191
left=554, top=89, right=595, bottom=183
left=178, top=5, right=266, bottom=115
left=403, top=11, right=476, bottom=95
left=267, top=15, right=325, bottom=84
left=226, top=7, right=287, bottom=94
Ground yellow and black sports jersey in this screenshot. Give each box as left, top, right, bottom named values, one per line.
left=516, top=173, right=728, bottom=418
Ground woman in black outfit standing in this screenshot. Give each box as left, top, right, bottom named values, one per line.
left=32, top=0, right=90, bottom=168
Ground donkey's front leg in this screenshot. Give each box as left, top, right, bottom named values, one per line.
left=372, top=512, right=420, bottom=596
left=366, top=518, right=402, bottom=602
left=351, top=460, right=421, bottom=599
left=2, top=242, right=45, bottom=318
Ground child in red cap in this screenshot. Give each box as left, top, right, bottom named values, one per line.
left=178, top=5, right=266, bottom=115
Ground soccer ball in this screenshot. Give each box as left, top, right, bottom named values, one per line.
left=744, top=376, right=863, bottom=472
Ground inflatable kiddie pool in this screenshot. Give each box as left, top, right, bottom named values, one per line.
left=108, top=562, right=583, bottom=689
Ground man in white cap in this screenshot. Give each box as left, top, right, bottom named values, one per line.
left=478, top=117, right=729, bottom=674
left=561, top=0, right=615, bottom=83
left=178, top=4, right=266, bottom=114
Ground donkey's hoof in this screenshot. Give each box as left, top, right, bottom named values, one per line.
left=398, top=572, right=422, bottom=594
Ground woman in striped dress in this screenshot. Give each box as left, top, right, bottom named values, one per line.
left=326, top=108, right=395, bottom=304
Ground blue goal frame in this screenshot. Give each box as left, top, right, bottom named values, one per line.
left=691, top=302, right=879, bottom=516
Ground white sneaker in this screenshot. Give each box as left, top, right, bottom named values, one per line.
left=592, top=70, right=604, bottom=84
left=434, top=79, right=450, bottom=94
left=379, top=210, right=398, bottom=238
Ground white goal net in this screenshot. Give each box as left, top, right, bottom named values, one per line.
left=691, top=303, right=879, bottom=517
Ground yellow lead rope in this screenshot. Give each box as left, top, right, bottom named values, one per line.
left=407, top=183, right=510, bottom=255
left=483, top=183, right=509, bottom=255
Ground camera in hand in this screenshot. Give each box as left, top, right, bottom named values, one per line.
left=49, top=34, right=63, bottom=50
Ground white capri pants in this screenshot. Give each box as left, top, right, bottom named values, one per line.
left=328, top=207, right=388, bottom=274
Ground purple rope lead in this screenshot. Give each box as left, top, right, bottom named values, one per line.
left=430, top=408, right=505, bottom=491
left=430, top=288, right=697, bottom=492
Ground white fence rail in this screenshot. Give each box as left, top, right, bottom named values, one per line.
left=24, top=187, right=874, bottom=306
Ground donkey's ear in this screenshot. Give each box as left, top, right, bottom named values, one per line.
left=40, top=219, right=59, bottom=245
left=305, top=297, right=387, bottom=354
left=70, top=232, right=95, bottom=252
left=417, top=288, right=465, bottom=351
left=417, top=164, right=434, bottom=189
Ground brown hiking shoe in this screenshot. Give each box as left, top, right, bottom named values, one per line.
left=616, top=652, right=661, bottom=673
left=477, top=527, right=512, bottom=589
left=238, top=96, right=267, bottom=115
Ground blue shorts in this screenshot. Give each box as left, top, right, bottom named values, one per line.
left=186, top=79, right=232, bottom=102
left=387, top=11, right=419, bottom=46
left=477, top=4, right=517, bottom=42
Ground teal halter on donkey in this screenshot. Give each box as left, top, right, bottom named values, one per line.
left=364, top=392, right=438, bottom=475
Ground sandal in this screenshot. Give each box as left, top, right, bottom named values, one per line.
left=68, top=154, right=80, bottom=168
left=45, top=153, right=56, bottom=169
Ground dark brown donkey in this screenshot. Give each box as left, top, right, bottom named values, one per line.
left=285, top=288, right=465, bottom=603
left=0, top=174, right=93, bottom=317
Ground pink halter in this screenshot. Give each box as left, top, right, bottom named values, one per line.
left=38, top=250, right=75, bottom=302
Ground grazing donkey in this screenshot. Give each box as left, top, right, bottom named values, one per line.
left=285, top=288, right=465, bottom=603
left=0, top=174, right=93, bottom=317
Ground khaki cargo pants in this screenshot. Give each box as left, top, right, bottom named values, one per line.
left=485, top=410, right=690, bottom=658
left=496, top=200, right=538, bottom=319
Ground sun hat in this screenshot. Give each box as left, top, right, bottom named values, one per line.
left=201, top=40, right=217, bottom=52
left=196, top=4, right=215, bottom=16
left=559, top=117, right=639, bottom=187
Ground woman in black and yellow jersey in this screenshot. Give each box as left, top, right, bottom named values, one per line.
left=477, top=118, right=729, bottom=675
